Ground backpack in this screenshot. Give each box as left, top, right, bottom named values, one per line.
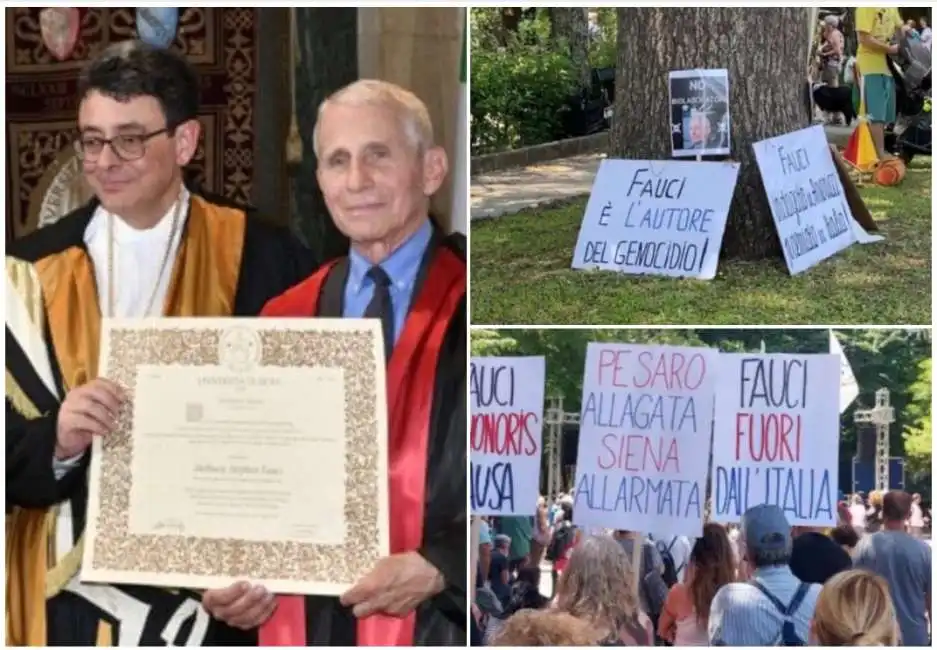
left=547, top=523, right=574, bottom=562
left=655, top=538, right=683, bottom=588
left=750, top=580, right=810, bottom=646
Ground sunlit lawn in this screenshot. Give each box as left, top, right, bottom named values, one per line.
left=470, top=158, right=932, bottom=325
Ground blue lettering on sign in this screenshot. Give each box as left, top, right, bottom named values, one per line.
left=714, top=466, right=833, bottom=520
left=470, top=461, right=515, bottom=513
left=574, top=473, right=701, bottom=518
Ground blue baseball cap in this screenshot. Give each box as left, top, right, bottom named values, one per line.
left=741, top=504, right=791, bottom=553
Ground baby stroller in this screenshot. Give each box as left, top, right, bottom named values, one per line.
left=885, top=34, right=932, bottom=164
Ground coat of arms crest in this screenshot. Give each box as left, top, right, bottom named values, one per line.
left=39, top=7, right=81, bottom=61
left=135, top=8, right=179, bottom=49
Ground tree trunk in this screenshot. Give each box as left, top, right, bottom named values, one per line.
left=613, top=7, right=811, bottom=261
left=500, top=8, right=522, bottom=34
left=549, top=7, right=592, bottom=91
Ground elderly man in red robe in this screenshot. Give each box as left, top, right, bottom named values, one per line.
left=200, top=79, right=467, bottom=646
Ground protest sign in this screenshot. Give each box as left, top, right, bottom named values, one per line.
left=753, top=124, right=883, bottom=275
left=573, top=343, right=717, bottom=538
left=470, top=356, right=545, bottom=516
left=571, top=160, right=740, bottom=279
left=711, top=353, right=840, bottom=527
left=669, top=68, right=731, bottom=157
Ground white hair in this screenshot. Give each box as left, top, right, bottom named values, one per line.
left=312, top=79, right=434, bottom=158
left=824, top=15, right=839, bottom=28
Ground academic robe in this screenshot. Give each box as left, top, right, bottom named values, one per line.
left=5, top=190, right=318, bottom=647
left=257, top=231, right=467, bottom=646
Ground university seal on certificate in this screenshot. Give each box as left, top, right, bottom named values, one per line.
left=81, top=318, right=390, bottom=596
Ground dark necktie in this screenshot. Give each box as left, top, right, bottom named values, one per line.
left=364, top=266, right=394, bottom=361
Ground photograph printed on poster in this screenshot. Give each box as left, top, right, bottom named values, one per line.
left=669, top=68, right=731, bottom=157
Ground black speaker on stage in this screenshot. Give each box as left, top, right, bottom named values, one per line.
left=856, top=423, right=877, bottom=462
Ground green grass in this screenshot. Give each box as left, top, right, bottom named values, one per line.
left=471, top=158, right=932, bottom=325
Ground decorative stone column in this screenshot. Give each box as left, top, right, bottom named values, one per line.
left=357, top=8, right=463, bottom=232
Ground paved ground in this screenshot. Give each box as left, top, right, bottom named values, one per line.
left=470, top=125, right=853, bottom=221
left=471, top=153, right=606, bottom=220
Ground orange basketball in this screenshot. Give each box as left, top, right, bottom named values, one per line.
left=873, top=158, right=906, bottom=186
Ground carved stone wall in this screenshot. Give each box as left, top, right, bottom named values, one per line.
left=5, top=8, right=258, bottom=243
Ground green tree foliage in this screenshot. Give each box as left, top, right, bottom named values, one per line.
left=903, top=357, right=932, bottom=495
left=470, top=7, right=617, bottom=154
left=471, top=329, right=932, bottom=495
left=471, top=8, right=576, bottom=154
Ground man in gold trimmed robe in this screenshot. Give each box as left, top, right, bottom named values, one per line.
left=5, top=40, right=316, bottom=646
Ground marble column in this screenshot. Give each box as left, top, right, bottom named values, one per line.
left=357, top=8, right=464, bottom=232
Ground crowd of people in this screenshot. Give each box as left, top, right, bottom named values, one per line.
left=472, top=490, right=931, bottom=646
left=810, top=8, right=930, bottom=162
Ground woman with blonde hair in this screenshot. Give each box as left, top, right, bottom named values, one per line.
left=658, top=523, right=736, bottom=645
left=810, top=569, right=901, bottom=646
left=553, top=535, right=653, bottom=645
left=492, top=609, right=600, bottom=646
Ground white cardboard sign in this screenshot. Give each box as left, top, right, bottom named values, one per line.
left=753, top=124, right=883, bottom=275
left=711, top=352, right=840, bottom=527
left=469, top=356, right=545, bottom=516
left=572, top=159, right=739, bottom=280
left=573, top=343, right=717, bottom=538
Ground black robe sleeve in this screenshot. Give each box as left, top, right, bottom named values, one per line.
left=413, top=296, right=467, bottom=644
left=5, top=406, right=85, bottom=510
left=233, top=217, right=320, bottom=316
left=5, top=321, right=85, bottom=511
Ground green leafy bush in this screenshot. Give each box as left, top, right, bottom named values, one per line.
left=471, top=20, right=577, bottom=155
left=470, top=7, right=619, bottom=154
left=588, top=9, right=617, bottom=69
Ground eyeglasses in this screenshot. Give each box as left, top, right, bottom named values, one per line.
left=75, top=127, right=170, bottom=162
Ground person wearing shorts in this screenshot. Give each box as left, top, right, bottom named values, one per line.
left=855, top=7, right=908, bottom=159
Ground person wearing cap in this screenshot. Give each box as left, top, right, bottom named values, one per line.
left=488, top=534, right=513, bottom=606
left=707, top=505, right=821, bottom=646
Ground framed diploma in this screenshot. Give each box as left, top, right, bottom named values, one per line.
left=81, top=318, right=390, bottom=596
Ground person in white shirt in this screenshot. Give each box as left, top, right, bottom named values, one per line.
left=849, top=494, right=868, bottom=535
left=919, top=17, right=933, bottom=50
left=650, top=533, right=694, bottom=583
left=909, top=493, right=926, bottom=538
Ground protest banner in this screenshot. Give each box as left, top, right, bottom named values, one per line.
left=470, top=356, right=545, bottom=516
left=753, top=124, right=883, bottom=275
left=830, top=330, right=858, bottom=413
left=571, top=160, right=740, bottom=280
left=573, top=343, right=717, bottom=538
left=711, top=353, right=840, bottom=527
left=669, top=68, right=731, bottom=158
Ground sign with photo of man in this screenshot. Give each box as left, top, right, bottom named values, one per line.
left=669, top=68, right=731, bottom=158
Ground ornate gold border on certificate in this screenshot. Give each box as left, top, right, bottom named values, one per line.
left=88, top=326, right=383, bottom=586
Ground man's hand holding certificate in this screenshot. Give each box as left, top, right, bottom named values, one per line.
left=80, top=317, right=390, bottom=596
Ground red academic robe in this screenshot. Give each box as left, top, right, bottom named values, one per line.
left=256, top=233, right=467, bottom=646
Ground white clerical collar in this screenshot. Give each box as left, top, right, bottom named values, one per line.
left=90, top=187, right=190, bottom=244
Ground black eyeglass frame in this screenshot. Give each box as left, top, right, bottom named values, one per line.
left=74, top=126, right=173, bottom=162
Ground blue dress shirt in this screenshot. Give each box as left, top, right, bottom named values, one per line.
left=342, top=219, right=433, bottom=347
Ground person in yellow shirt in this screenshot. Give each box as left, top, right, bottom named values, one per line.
left=855, top=7, right=910, bottom=159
